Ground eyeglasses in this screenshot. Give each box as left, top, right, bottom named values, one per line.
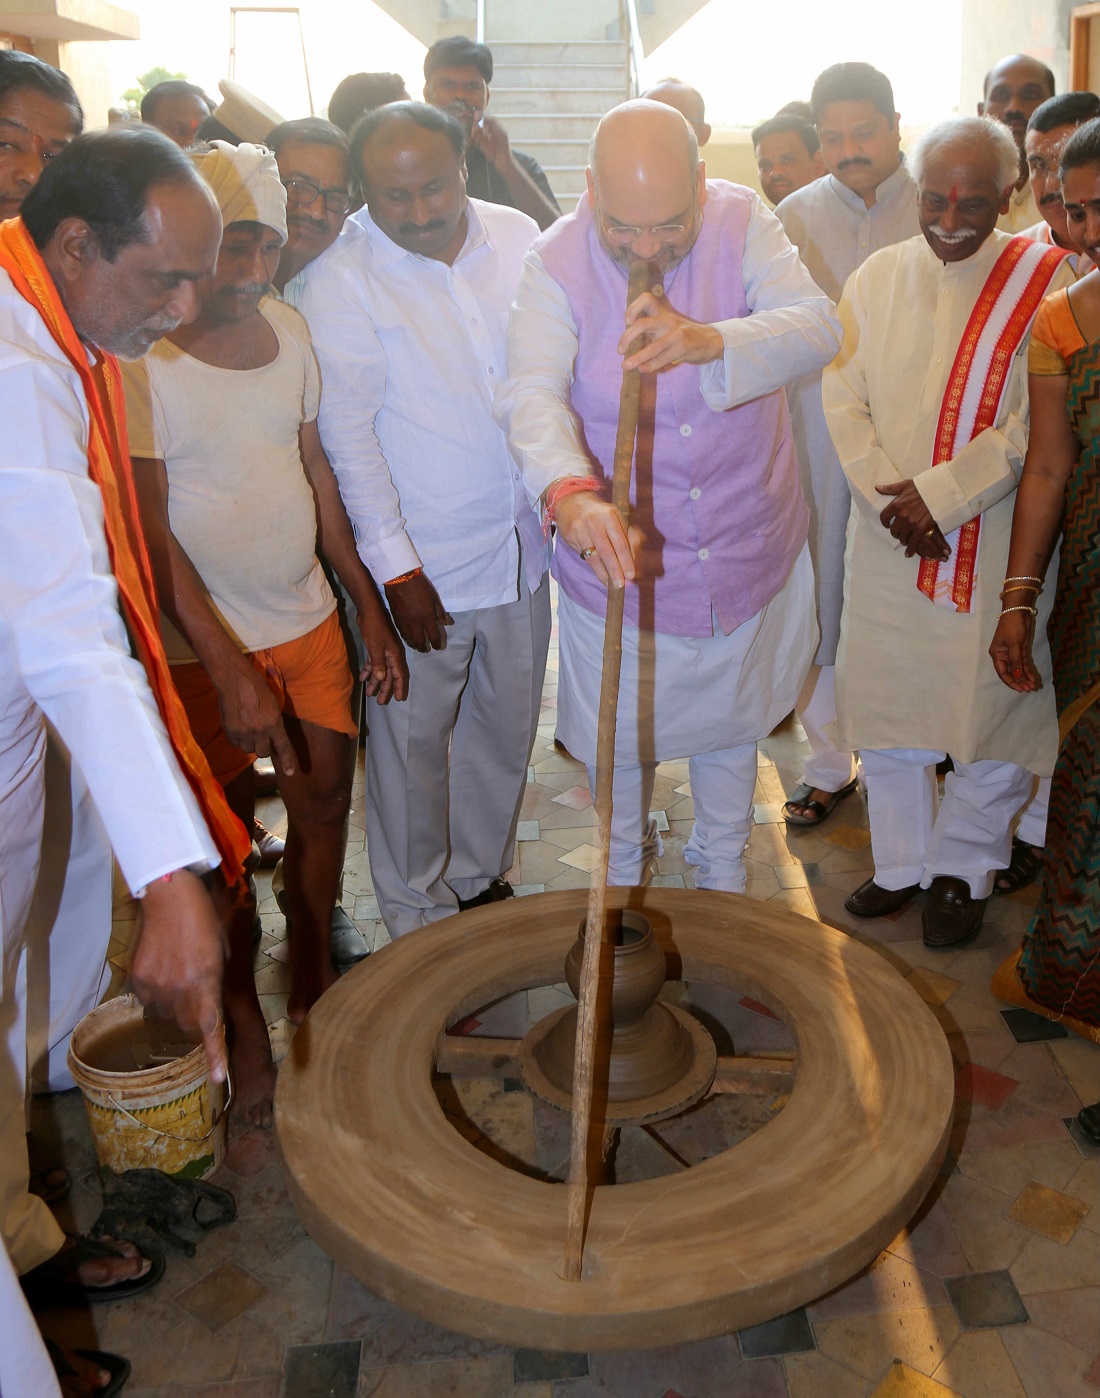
left=282, top=178, right=351, bottom=215
left=596, top=199, right=696, bottom=246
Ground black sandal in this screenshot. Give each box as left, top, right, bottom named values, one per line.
left=22, top=1233, right=165, bottom=1307
left=993, top=837, right=1044, bottom=895
left=46, top=1340, right=130, bottom=1397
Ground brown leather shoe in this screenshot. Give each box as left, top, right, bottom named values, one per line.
left=922, top=875, right=987, bottom=948
left=252, top=818, right=285, bottom=868
left=844, top=878, right=920, bottom=918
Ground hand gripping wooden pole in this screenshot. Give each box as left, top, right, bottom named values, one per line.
left=563, top=258, right=661, bottom=1281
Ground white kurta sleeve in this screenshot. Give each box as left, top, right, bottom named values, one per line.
left=297, top=259, right=421, bottom=583
left=495, top=249, right=594, bottom=505
left=822, top=268, right=905, bottom=540
left=913, top=411, right=1029, bottom=533
left=0, top=356, right=217, bottom=894
left=699, top=197, right=842, bottom=410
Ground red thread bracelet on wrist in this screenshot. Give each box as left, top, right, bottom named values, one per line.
left=542, top=475, right=603, bottom=536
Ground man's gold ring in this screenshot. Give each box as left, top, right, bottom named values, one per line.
left=924, top=527, right=937, bottom=537
left=580, top=547, right=596, bottom=560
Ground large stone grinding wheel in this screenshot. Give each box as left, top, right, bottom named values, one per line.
left=275, top=887, right=955, bottom=1351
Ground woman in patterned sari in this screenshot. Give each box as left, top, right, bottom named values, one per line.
left=989, top=118, right=1100, bottom=1141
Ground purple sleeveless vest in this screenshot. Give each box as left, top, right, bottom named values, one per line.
left=537, top=180, right=808, bottom=636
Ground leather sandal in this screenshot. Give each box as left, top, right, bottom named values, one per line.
left=783, top=777, right=858, bottom=828
left=993, top=837, right=1044, bottom=895
left=22, top=1234, right=165, bottom=1307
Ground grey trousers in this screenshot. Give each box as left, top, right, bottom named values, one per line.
left=366, top=576, right=551, bottom=937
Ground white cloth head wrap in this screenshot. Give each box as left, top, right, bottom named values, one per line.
left=191, top=140, right=287, bottom=245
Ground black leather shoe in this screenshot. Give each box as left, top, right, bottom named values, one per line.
left=844, top=878, right=920, bottom=918
left=330, top=904, right=370, bottom=971
left=922, top=875, right=987, bottom=948
left=458, top=877, right=516, bottom=912
left=1077, top=1102, right=1100, bottom=1144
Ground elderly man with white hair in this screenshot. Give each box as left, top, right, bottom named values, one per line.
left=122, top=141, right=406, bottom=1123
left=824, top=114, right=1074, bottom=947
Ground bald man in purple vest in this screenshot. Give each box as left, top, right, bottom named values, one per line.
left=497, top=100, right=841, bottom=891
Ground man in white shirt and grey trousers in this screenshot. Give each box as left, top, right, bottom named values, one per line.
left=299, top=102, right=550, bottom=939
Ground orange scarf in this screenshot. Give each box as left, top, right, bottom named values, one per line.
left=0, top=217, right=250, bottom=884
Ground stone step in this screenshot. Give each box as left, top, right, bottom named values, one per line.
left=497, top=113, right=608, bottom=139
left=491, top=85, right=625, bottom=114
left=488, top=40, right=626, bottom=65
left=513, top=138, right=591, bottom=165
left=492, top=62, right=627, bottom=89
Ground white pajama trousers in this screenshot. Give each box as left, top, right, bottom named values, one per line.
left=861, top=747, right=1033, bottom=900
left=366, top=578, right=551, bottom=938
left=1017, top=776, right=1051, bottom=848
left=796, top=664, right=857, bottom=792
left=587, top=745, right=760, bottom=892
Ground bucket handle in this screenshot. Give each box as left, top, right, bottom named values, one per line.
left=105, top=1067, right=234, bottom=1146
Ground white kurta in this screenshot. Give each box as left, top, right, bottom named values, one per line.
left=777, top=163, right=921, bottom=661
left=998, top=182, right=1040, bottom=234
left=823, top=232, right=1073, bottom=774
left=0, top=269, right=217, bottom=1282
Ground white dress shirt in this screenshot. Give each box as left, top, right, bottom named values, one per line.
left=297, top=199, right=547, bottom=612
left=0, top=270, right=217, bottom=898
left=495, top=194, right=841, bottom=505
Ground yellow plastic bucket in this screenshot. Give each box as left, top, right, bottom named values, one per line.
left=67, top=993, right=229, bottom=1180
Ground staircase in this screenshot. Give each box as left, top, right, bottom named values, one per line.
left=488, top=39, right=630, bottom=213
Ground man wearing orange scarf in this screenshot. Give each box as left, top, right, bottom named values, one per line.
left=0, top=125, right=248, bottom=1392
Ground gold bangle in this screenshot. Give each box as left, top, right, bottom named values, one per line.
left=1003, top=575, right=1043, bottom=586
left=999, top=604, right=1037, bottom=617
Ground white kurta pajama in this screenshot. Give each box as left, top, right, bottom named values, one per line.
left=0, top=269, right=218, bottom=1390
left=777, top=163, right=922, bottom=791
left=298, top=200, right=550, bottom=937
left=824, top=231, right=1072, bottom=896
left=498, top=188, right=839, bottom=889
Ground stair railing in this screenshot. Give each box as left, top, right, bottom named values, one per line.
left=621, top=0, right=644, bottom=98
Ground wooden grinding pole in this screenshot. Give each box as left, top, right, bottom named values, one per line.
left=563, top=258, right=661, bottom=1281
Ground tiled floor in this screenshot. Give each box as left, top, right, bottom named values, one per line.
left=32, top=596, right=1100, bottom=1398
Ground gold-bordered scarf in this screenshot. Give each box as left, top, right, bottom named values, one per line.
left=918, top=235, right=1067, bottom=612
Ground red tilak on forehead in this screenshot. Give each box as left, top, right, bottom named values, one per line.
left=948, top=186, right=959, bottom=204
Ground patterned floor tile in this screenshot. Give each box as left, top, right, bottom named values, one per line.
left=556, top=843, right=602, bottom=873
left=551, top=785, right=594, bottom=811
left=908, top=968, right=962, bottom=1007
left=1007, top=1181, right=1091, bottom=1243
left=943, top=1270, right=1028, bottom=1329
left=932, top=1330, right=1027, bottom=1398
left=999, top=1323, right=1098, bottom=1398
left=736, top=1307, right=815, bottom=1359
left=1010, top=1222, right=1100, bottom=1293
left=1019, top=1285, right=1100, bottom=1352
left=807, top=1250, right=947, bottom=1322
left=783, top=1350, right=873, bottom=1397
left=359, top=1355, right=514, bottom=1396
left=870, top=1361, right=964, bottom=1397
left=955, top=1063, right=1020, bottom=1112
left=1000, top=1008, right=1070, bottom=1043
left=589, top=1334, right=740, bottom=1397
left=513, top=1350, right=589, bottom=1381
left=176, top=1260, right=269, bottom=1334
left=281, top=1340, right=360, bottom=1398
left=813, top=1306, right=961, bottom=1382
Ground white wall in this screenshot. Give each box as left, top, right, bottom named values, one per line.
left=961, top=0, right=1075, bottom=110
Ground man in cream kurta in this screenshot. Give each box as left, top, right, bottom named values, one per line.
left=776, top=62, right=921, bottom=825
left=824, top=115, right=1073, bottom=949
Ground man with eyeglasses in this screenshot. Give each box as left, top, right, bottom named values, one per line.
left=497, top=99, right=838, bottom=894
left=267, top=118, right=354, bottom=305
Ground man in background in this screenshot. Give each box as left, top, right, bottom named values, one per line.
left=753, top=112, right=823, bottom=207
left=423, top=35, right=560, bottom=229
left=643, top=77, right=711, bottom=146
left=775, top=62, right=920, bottom=832
left=140, top=79, right=213, bottom=147
left=979, top=53, right=1056, bottom=232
